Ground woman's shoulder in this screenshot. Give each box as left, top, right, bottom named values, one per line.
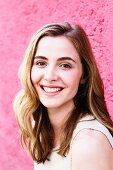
left=71, top=128, right=113, bottom=169
left=72, top=127, right=113, bottom=148
left=72, top=114, right=113, bottom=148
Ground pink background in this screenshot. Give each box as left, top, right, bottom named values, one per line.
left=0, top=0, right=113, bottom=169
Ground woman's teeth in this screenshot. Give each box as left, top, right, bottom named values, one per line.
left=43, top=87, right=62, bottom=93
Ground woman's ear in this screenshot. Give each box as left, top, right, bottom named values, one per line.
left=80, top=74, right=86, bottom=84
left=80, top=78, right=85, bottom=84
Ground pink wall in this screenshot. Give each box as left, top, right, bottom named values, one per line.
left=0, top=0, right=113, bottom=169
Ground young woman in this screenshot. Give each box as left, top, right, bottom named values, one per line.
left=14, top=22, right=113, bottom=170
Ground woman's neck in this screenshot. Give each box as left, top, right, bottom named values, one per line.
left=47, top=103, right=75, bottom=146
left=48, top=106, right=74, bottom=130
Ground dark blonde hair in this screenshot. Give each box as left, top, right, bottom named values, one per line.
left=14, top=22, right=113, bottom=164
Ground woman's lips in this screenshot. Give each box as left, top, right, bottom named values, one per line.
left=40, top=85, right=64, bottom=94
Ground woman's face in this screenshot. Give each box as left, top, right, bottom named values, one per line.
left=31, top=36, right=83, bottom=111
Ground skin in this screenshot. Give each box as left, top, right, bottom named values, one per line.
left=72, top=129, right=113, bottom=169
left=31, top=36, right=113, bottom=169
left=31, top=36, right=83, bottom=143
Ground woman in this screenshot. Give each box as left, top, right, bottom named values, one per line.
left=14, top=22, right=113, bottom=169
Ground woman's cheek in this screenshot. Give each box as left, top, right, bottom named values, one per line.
left=31, top=68, right=38, bottom=84
left=31, top=68, right=43, bottom=84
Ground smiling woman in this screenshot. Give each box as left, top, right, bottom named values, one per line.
left=13, top=22, right=113, bottom=170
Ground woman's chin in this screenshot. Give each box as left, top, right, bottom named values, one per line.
left=41, top=102, right=61, bottom=110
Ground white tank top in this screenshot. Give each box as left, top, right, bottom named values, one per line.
left=34, top=115, right=113, bottom=170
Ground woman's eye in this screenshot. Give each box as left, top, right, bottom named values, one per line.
left=35, top=61, right=46, bottom=67
left=60, top=63, right=71, bottom=70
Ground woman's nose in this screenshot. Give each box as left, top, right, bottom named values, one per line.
left=44, top=67, right=58, bottom=82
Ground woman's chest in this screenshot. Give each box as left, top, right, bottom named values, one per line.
left=34, top=151, right=71, bottom=170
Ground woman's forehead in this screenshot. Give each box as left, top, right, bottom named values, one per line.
left=35, top=36, right=80, bottom=60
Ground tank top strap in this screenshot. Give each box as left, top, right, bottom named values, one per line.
left=71, top=115, right=113, bottom=148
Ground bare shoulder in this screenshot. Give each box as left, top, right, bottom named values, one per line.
left=71, top=129, right=113, bottom=170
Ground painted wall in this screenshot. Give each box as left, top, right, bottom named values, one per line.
left=0, top=0, right=113, bottom=169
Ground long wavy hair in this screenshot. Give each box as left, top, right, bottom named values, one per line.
left=13, top=22, right=113, bottom=164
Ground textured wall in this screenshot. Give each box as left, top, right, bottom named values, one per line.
left=0, top=0, right=113, bottom=169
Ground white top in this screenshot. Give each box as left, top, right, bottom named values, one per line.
left=34, top=115, right=113, bottom=170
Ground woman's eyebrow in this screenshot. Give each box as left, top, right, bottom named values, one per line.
left=34, top=56, right=47, bottom=60
left=34, top=56, right=76, bottom=63
left=57, top=57, right=76, bottom=63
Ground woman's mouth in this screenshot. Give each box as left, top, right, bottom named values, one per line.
left=40, top=85, right=63, bottom=93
